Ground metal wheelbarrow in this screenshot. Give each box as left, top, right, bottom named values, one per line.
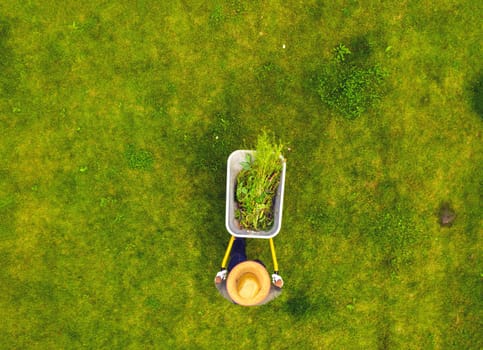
left=220, top=150, right=287, bottom=274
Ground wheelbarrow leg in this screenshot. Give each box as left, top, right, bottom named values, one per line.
left=221, top=235, right=235, bottom=270
left=269, top=238, right=279, bottom=274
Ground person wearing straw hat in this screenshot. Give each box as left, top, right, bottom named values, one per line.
left=214, top=238, right=284, bottom=306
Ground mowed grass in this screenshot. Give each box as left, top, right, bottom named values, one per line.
left=0, top=0, right=481, bottom=349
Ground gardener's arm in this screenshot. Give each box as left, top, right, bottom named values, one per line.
left=214, top=270, right=232, bottom=302
left=259, top=286, right=282, bottom=305
left=258, top=274, right=284, bottom=305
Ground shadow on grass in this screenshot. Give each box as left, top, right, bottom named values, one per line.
left=184, top=88, right=250, bottom=271
left=460, top=160, right=481, bottom=241
left=377, top=314, right=393, bottom=350
left=0, top=15, right=19, bottom=98
left=283, top=292, right=335, bottom=325
left=469, top=71, right=483, bottom=119
left=0, top=169, right=17, bottom=241
left=283, top=293, right=314, bottom=318
left=346, top=35, right=373, bottom=64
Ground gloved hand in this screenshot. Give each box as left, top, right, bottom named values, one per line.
left=215, top=269, right=227, bottom=284
left=272, top=273, right=284, bottom=288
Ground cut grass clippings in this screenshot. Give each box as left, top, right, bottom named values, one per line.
left=235, top=132, right=283, bottom=231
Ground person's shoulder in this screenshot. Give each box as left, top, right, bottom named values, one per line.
left=215, top=280, right=233, bottom=302
left=256, top=285, right=282, bottom=305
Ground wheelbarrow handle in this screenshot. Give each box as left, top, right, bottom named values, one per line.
left=221, top=236, right=280, bottom=274
left=221, top=235, right=235, bottom=270
left=269, top=238, right=279, bottom=274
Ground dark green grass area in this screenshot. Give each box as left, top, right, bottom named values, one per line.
left=0, top=0, right=482, bottom=348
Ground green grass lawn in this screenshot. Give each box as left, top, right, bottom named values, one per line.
left=0, top=1, right=481, bottom=348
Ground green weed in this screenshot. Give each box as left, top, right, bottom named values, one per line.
left=235, top=132, right=283, bottom=231
left=333, top=43, right=352, bottom=63
left=209, top=5, right=224, bottom=28
left=125, top=145, right=154, bottom=170
left=314, top=43, right=388, bottom=119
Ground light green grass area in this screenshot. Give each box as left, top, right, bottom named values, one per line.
left=0, top=1, right=481, bottom=348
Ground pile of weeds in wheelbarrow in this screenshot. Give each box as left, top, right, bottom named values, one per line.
left=235, top=132, right=283, bottom=231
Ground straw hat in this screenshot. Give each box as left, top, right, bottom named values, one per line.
left=227, top=261, right=271, bottom=306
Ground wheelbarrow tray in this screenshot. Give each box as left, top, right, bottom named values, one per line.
left=225, top=150, right=286, bottom=239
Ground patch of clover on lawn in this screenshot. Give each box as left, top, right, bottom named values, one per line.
left=125, top=144, right=154, bottom=170
left=314, top=43, right=389, bottom=119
